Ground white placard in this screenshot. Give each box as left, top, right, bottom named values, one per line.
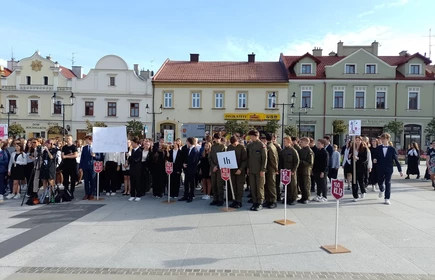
left=164, top=129, right=174, bottom=143
left=92, top=126, right=128, bottom=153
left=0, top=124, right=8, bottom=140
left=217, top=150, right=238, bottom=169
left=348, top=120, right=361, bottom=136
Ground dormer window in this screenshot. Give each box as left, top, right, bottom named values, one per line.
left=410, top=64, right=421, bottom=75
left=301, top=64, right=312, bottom=74
left=345, top=64, right=356, bottom=74
left=365, top=64, right=376, bottom=74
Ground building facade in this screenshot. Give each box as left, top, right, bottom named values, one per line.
left=71, top=55, right=152, bottom=140
left=280, top=41, right=435, bottom=149
left=152, top=53, right=289, bottom=141
left=0, top=51, right=76, bottom=139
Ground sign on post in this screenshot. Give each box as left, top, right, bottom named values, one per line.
left=280, top=169, right=291, bottom=185
left=220, top=167, right=235, bottom=212
left=274, top=169, right=295, bottom=226
left=165, top=162, right=173, bottom=175
left=321, top=179, right=350, bottom=254
left=220, top=168, right=230, bottom=181
left=164, top=130, right=174, bottom=144
left=163, top=162, right=175, bottom=204
left=0, top=124, right=8, bottom=140
left=92, top=127, right=128, bottom=153
left=217, top=151, right=238, bottom=169
left=348, top=120, right=361, bottom=136
left=93, top=161, right=103, bottom=173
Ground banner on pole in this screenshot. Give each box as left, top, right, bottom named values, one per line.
left=165, top=162, right=173, bottom=175
left=280, top=169, right=291, bottom=185
left=221, top=168, right=230, bottom=181
left=331, top=179, right=344, bottom=200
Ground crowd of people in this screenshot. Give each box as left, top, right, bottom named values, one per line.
left=0, top=130, right=433, bottom=209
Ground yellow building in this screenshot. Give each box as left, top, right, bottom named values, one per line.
left=152, top=53, right=289, bottom=140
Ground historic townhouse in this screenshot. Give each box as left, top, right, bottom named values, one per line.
left=280, top=41, right=435, bottom=148
left=0, top=51, right=76, bottom=138
left=71, top=55, right=152, bottom=139
left=152, top=53, right=289, bottom=140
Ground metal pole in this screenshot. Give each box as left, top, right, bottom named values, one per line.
left=225, top=180, right=228, bottom=209
left=167, top=174, right=171, bottom=203
left=298, top=111, right=301, bottom=138
left=335, top=199, right=339, bottom=250
left=62, top=105, right=65, bottom=140
left=281, top=104, right=285, bottom=147
left=284, top=182, right=287, bottom=221
left=352, top=136, right=356, bottom=184
left=7, top=113, right=10, bottom=128
left=96, top=172, right=100, bottom=201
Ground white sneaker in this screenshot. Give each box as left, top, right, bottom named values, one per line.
left=111, top=192, right=116, bottom=196
left=134, top=197, right=141, bottom=202
left=204, top=195, right=210, bottom=200
left=13, top=193, right=20, bottom=199
left=201, top=195, right=208, bottom=200
left=0, top=194, right=3, bottom=201
left=353, top=198, right=358, bottom=202
left=385, top=199, right=391, bottom=205
left=297, top=194, right=302, bottom=199
left=6, top=193, right=15, bottom=199
left=106, top=192, right=110, bottom=196
left=360, top=193, right=366, bottom=199
left=128, top=197, right=135, bottom=201
left=312, top=196, right=321, bottom=202
left=320, top=197, right=328, bottom=202
left=372, top=185, right=377, bottom=192
left=378, top=191, right=384, bottom=199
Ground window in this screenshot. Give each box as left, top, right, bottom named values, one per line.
left=85, top=102, right=94, bottom=116
left=26, top=76, right=31, bottom=85
left=301, top=64, right=312, bottom=74
left=108, top=102, right=117, bottom=116
left=354, top=87, right=365, bottom=109
left=109, top=77, right=116, bottom=86
left=267, top=92, right=276, bottom=108
left=301, top=86, right=312, bottom=108
left=366, top=64, right=376, bottom=74
left=333, top=91, right=344, bottom=108
left=345, top=64, right=356, bottom=74
left=237, top=92, right=247, bottom=108
left=214, top=93, right=223, bottom=108
left=130, top=103, right=139, bottom=117
left=30, top=100, right=38, bottom=114
left=191, top=92, right=201, bottom=108
left=43, top=76, right=48, bottom=85
left=376, top=90, right=386, bottom=109
left=410, top=64, right=421, bottom=75
left=164, top=92, right=173, bottom=108
left=53, top=101, right=62, bottom=114
left=408, top=87, right=420, bottom=110
left=8, top=100, right=17, bottom=112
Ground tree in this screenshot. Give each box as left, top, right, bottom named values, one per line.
left=332, top=120, right=347, bottom=135
left=284, top=125, right=298, bottom=137
left=264, top=120, right=280, bottom=134
left=85, top=119, right=107, bottom=133
left=126, top=120, right=143, bottom=138
left=424, top=118, right=435, bottom=138
left=47, top=126, right=66, bottom=135
left=8, top=123, right=25, bottom=138
left=236, top=120, right=253, bottom=136
left=224, top=120, right=238, bottom=135
left=383, top=120, right=404, bottom=144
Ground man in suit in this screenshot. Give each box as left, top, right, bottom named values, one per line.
left=79, top=135, right=96, bottom=200
left=324, top=135, right=333, bottom=183
left=128, top=137, right=143, bottom=202
left=179, top=137, right=199, bottom=203
left=168, top=143, right=184, bottom=198
left=372, top=133, right=403, bottom=205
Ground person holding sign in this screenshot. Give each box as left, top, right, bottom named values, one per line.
left=279, top=136, right=300, bottom=205
left=226, top=136, right=247, bottom=208
left=264, top=134, right=279, bottom=209
left=247, top=130, right=267, bottom=211
left=350, top=136, right=369, bottom=202
left=209, top=133, right=226, bottom=206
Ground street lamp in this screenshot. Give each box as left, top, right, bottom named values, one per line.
left=272, top=92, right=295, bottom=146
left=51, top=92, right=75, bottom=140
left=0, top=104, right=17, bottom=128
left=146, top=104, right=163, bottom=140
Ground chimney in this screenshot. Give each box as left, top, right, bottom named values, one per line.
left=71, top=66, right=83, bottom=78
left=371, top=41, right=379, bottom=56
left=134, top=64, right=139, bottom=75
left=190, top=54, right=199, bottom=62
left=140, top=69, right=151, bottom=79
left=337, top=41, right=344, bottom=56
left=329, top=51, right=337, bottom=56
left=248, top=52, right=255, bottom=63
left=312, top=47, right=323, bottom=56
left=46, top=55, right=52, bottom=60
left=399, top=50, right=410, bottom=57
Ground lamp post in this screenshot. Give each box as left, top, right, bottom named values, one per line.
left=296, top=104, right=309, bottom=139
left=0, top=104, right=17, bottom=128
left=272, top=92, right=295, bottom=146
left=51, top=92, right=75, bottom=140
left=146, top=104, right=162, bottom=140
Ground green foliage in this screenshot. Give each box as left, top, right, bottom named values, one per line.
left=424, top=118, right=435, bottom=136
left=235, top=120, right=253, bottom=135
left=47, top=126, right=62, bottom=135
left=332, top=119, right=347, bottom=135
left=264, top=120, right=280, bottom=134
left=284, top=125, right=298, bottom=137
left=86, top=119, right=107, bottom=133
left=126, top=120, right=144, bottom=138
left=8, top=123, right=25, bottom=137
left=383, top=121, right=404, bottom=136
left=224, top=120, right=239, bottom=135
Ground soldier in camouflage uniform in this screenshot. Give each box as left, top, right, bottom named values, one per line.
left=264, top=134, right=279, bottom=208
left=247, top=130, right=267, bottom=211
left=279, top=136, right=300, bottom=205
left=227, top=136, right=247, bottom=208
left=272, top=134, right=282, bottom=201
left=209, top=133, right=226, bottom=206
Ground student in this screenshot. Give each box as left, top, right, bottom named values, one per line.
left=312, top=139, right=329, bottom=202
left=61, top=135, right=78, bottom=199
left=330, top=144, right=340, bottom=180
left=372, top=133, right=403, bottom=205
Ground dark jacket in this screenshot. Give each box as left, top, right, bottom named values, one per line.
left=373, top=145, right=402, bottom=174
left=168, top=149, right=184, bottom=174
left=0, top=149, right=9, bottom=173
left=184, top=147, right=200, bottom=175
left=79, top=145, right=94, bottom=170
left=128, top=147, right=143, bottom=172
left=313, top=148, right=329, bottom=174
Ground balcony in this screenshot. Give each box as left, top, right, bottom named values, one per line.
left=1, top=85, right=72, bottom=91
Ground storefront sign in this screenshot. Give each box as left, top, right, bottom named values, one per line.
left=182, top=124, right=206, bottom=138
left=25, top=122, right=60, bottom=130
left=361, top=119, right=387, bottom=126
left=224, top=113, right=280, bottom=121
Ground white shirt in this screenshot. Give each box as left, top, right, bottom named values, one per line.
left=408, top=148, right=418, bottom=157
left=142, top=150, right=149, bottom=162
left=76, top=147, right=82, bottom=163
left=188, top=146, right=194, bottom=155
left=173, top=149, right=178, bottom=162
left=104, top=152, right=121, bottom=165
left=383, top=145, right=388, bottom=157
left=8, top=152, right=27, bottom=172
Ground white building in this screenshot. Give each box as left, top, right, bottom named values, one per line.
left=71, top=55, right=153, bottom=139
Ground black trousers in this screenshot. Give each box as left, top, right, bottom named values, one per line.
left=130, top=168, right=141, bottom=198
left=352, top=165, right=366, bottom=199
left=313, top=172, right=327, bottom=198
left=62, top=164, right=76, bottom=196
left=275, top=174, right=281, bottom=200
left=170, top=172, right=181, bottom=197
left=105, top=161, right=119, bottom=192
left=184, top=172, right=195, bottom=199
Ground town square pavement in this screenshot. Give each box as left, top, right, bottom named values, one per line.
left=0, top=166, right=434, bottom=280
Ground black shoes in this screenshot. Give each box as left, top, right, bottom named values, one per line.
left=178, top=197, right=187, bottom=201
left=187, top=198, right=193, bottom=203
left=216, top=201, right=224, bottom=206
left=229, top=201, right=242, bottom=208
left=250, top=203, right=263, bottom=211
left=247, top=198, right=253, bottom=203
left=297, top=199, right=308, bottom=204
left=268, top=203, right=277, bottom=209
left=209, top=200, right=218, bottom=206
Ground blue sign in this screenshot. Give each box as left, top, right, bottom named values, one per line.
left=144, top=126, right=148, bottom=133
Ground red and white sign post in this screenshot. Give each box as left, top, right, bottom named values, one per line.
left=93, top=161, right=104, bottom=201
left=163, top=162, right=174, bottom=204
left=321, top=179, right=350, bottom=254
left=220, top=168, right=234, bottom=212
left=274, top=169, right=295, bottom=226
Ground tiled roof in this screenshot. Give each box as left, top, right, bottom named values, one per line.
left=1, top=67, right=12, bottom=77
left=59, top=66, right=76, bottom=79
left=281, top=53, right=435, bottom=80
left=153, top=60, right=288, bottom=83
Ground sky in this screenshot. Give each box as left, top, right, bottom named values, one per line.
left=1, top=0, right=434, bottom=74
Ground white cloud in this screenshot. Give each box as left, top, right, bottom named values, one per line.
left=0, top=58, right=6, bottom=67
left=224, top=25, right=432, bottom=61
left=358, top=0, right=409, bottom=18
